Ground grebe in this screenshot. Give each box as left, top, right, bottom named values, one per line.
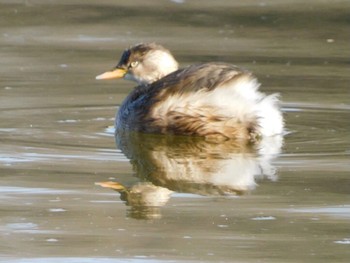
left=96, top=43, right=284, bottom=141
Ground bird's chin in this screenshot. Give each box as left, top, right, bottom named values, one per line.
left=124, top=73, right=149, bottom=85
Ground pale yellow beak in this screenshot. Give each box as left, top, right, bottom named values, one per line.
left=95, top=181, right=126, bottom=191
left=95, top=68, right=127, bottom=80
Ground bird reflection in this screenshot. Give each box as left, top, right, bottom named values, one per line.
left=95, top=181, right=172, bottom=219
left=96, top=131, right=283, bottom=219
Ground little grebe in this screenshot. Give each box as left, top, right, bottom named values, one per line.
left=96, top=43, right=284, bottom=141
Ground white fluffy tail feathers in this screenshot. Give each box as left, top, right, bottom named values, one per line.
left=150, top=74, right=284, bottom=140
left=256, top=93, right=284, bottom=137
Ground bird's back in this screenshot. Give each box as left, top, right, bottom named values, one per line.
left=116, top=62, right=283, bottom=141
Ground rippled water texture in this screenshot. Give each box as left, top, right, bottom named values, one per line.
left=0, top=0, right=349, bottom=262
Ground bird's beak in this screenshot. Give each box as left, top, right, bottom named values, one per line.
left=95, top=181, right=126, bottom=191
left=95, top=68, right=127, bottom=80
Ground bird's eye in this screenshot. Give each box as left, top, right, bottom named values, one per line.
left=130, top=61, right=139, bottom=68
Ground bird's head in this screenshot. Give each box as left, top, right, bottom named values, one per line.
left=96, top=43, right=179, bottom=85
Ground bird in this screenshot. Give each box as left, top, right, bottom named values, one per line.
left=96, top=43, right=284, bottom=141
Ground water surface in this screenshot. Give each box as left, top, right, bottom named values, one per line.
left=0, top=0, right=349, bottom=262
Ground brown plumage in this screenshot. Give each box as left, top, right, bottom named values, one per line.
left=96, top=43, right=284, bottom=141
